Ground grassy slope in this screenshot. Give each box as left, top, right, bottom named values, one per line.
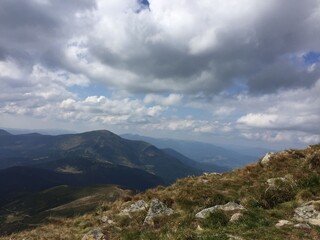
left=1, top=144, right=320, bottom=239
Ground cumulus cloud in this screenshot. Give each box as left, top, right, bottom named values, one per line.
left=144, top=93, right=182, bottom=106
left=0, top=0, right=319, bottom=148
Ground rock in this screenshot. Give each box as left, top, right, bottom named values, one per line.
left=143, top=199, right=174, bottom=226
left=195, top=202, right=245, bottom=219
left=82, top=228, right=106, bottom=240
left=275, top=220, right=292, bottom=228
left=119, top=200, right=148, bottom=216
left=230, top=213, right=243, bottom=222
left=294, top=201, right=320, bottom=226
left=196, top=224, right=204, bottom=231
left=267, top=177, right=287, bottom=188
left=227, top=235, right=244, bottom=240
left=101, top=216, right=114, bottom=224
left=294, top=223, right=311, bottom=229
left=260, top=152, right=274, bottom=167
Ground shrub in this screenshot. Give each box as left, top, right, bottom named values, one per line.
left=204, top=192, right=230, bottom=208
left=260, top=179, right=296, bottom=208
left=202, top=210, right=229, bottom=228
left=296, top=189, right=314, bottom=202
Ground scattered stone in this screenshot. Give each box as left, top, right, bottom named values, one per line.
left=260, top=152, right=274, bottom=167
left=196, top=224, right=204, bottom=231
left=143, top=199, right=174, bottom=226
left=227, top=235, right=244, bottom=240
left=203, top=172, right=222, bottom=177
left=101, top=215, right=114, bottom=224
left=82, top=228, right=106, bottom=240
left=294, top=201, right=320, bottom=226
left=294, top=223, right=311, bottom=229
left=275, top=220, right=292, bottom=228
left=230, top=213, right=243, bottom=222
left=266, top=177, right=288, bottom=189
left=195, top=202, right=245, bottom=219
left=119, top=200, right=148, bottom=216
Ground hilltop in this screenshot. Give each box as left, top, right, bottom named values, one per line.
left=1, top=144, right=320, bottom=239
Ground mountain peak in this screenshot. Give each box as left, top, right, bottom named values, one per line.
left=0, top=129, right=11, bottom=136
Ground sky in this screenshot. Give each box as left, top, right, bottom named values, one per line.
left=0, top=0, right=320, bottom=149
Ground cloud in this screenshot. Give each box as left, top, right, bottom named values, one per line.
left=0, top=0, right=319, bottom=148
left=144, top=93, right=182, bottom=106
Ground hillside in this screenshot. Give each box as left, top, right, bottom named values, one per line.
left=0, top=158, right=163, bottom=205
left=0, top=130, right=200, bottom=184
left=2, top=144, right=320, bottom=239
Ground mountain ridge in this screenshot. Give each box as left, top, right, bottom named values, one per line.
left=0, top=129, right=201, bottom=184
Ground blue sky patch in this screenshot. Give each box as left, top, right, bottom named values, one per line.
left=303, top=51, right=320, bottom=64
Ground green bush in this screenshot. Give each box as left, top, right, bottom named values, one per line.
left=299, top=174, right=320, bottom=189
left=202, top=210, right=229, bottom=228
left=204, top=192, right=230, bottom=208
left=260, top=179, right=296, bottom=208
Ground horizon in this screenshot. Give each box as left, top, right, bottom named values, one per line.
left=1, top=0, right=319, bottom=150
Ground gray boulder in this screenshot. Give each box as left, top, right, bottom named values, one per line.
left=82, top=228, right=106, bottom=240
left=230, top=213, right=243, bottom=222
left=275, top=220, right=292, bottom=228
left=101, top=215, right=114, bottom=224
left=143, top=199, right=174, bottom=226
left=294, top=223, right=311, bottom=229
left=195, top=202, right=245, bottom=219
left=260, top=152, right=274, bottom=167
left=294, top=201, right=320, bottom=226
left=119, top=200, right=148, bottom=216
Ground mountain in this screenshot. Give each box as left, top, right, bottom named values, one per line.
left=0, top=129, right=200, bottom=184
left=3, top=144, right=320, bottom=239
left=162, top=148, right=230, bottom=172
left=0, top=129, right=11, bottom=136
left=121, top=134, right=258, bottom=169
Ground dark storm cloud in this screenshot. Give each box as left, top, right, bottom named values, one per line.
left=0, top=0, right=95, bottom=69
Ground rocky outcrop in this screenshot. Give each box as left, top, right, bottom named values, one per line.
left=294, top=201, right=320, bottom=226
left=143, top=199, right=174, bottom=226
left=195, top=202, right=245, bottom=219
left=119, top=200, right=148, bottom=216
left=82, top=228, right=106, bottom=240
left=260, top=152, right=274, bottom=167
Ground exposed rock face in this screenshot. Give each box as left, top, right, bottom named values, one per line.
left=82, top=228, right=106, bottom=240
left=230, top=213, right=243, bottom=222
left=143, top=199, right=174, bottom=226
left=275, top=220, right=292, bottom=228
left=195, top=202, right=245, bottom=219
left=294, top=201, right=320, bottom=226
left=119, top=200, right=148, bottom=216
left=260, top=152, right=274, bottom=167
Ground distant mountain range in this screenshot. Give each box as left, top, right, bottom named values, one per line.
left=121, top=134, right=268, bottom=169
left=0, top=129, right=202, bottom=200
